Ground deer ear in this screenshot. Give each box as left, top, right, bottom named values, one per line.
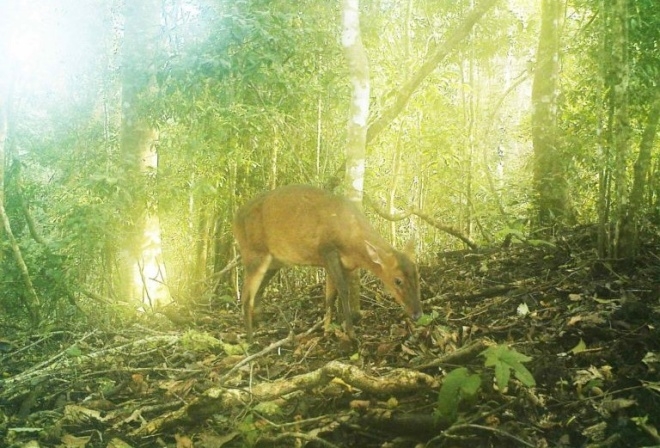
left=365, top=240, right=384, bottom=266
left=403, top=238, right=416, bottom=262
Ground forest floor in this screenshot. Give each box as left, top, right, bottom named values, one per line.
left=2, top=226, right=660, bottom=448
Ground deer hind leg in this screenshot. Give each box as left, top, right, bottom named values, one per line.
left=241, top=254, right=273, bottom=342
left=324, top=276, right=338, bottom=333
left=254, top=266, right=279, bottom=319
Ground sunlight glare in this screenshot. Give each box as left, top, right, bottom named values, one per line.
left=5, top=5, right=57, bottom=70
left=1, top=1, right=95, bottom=95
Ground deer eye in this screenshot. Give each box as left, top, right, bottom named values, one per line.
left=395, top=278, right=403, bottom=287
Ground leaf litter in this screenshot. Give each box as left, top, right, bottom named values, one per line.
left=1, top=227, right=660, bottom=447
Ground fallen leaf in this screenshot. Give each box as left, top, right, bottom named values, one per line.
left=376, top=342, right=397, bottom=357
left=107, top=438, right=134, bottom=448
left=349, top=400, right=371, bottom=410
left=197, top=432, right=239, bottom=448
left=175, top=433, right=193, bottom=448
left=61, top=433, right=91, bottom=447
left=570, top=339, right=587, bottom=354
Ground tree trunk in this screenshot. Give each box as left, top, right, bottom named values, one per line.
left=328, top=0, right=498, bottom=189
left=459, top=37, right=476, bottom=241
left=190, top=202, right=212, bottom=299
left=532, top=0, right=570, bottom=232
left=607, top=0, right=630, bottom=258
left=619, top=94, right=660, bottom=256
left=118, top=0, right=172, bottom=307
left=388, top=127, right=402, bottom=242
left=341, top=0, right=370, bottom=317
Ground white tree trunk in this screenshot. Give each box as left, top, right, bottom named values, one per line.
left=341, top=0, right=370, bottom=315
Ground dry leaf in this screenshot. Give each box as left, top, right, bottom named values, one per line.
left=130, top=374, right=149, bottom=395
left=106, top=438, right=134, bottom=448
left=197, top=432, right=239, bottom=448
left=60, top=433, right=91, bottom=447
left=175, top=433, right=193, bottom=448
left=376, top=342, right=397, bottom=357
left=349, top=400, right=371, bottom=410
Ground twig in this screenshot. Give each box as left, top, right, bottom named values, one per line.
left=1, top=334, right=178, bottom=399
left=268, top=431, right=340, bottom=448
left=0, top=331, right=70, bottom=363
left=433, top=423, right=536, bottom=447
left=219, top=319, right=324, bottom=385
left=415, top=340, right=489, bottom=370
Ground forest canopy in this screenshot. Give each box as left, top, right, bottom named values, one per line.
left=0, top=0, right=658, bottom=323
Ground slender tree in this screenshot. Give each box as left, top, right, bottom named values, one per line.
left=342, top=0, right=370, bottom=203
left=342, top=0, right=370, bottom=315
left=118, top=0, right=171, bottom=306
left=605, top=0, right=630, bottom=258
left=532, top=0, right=570, bottom=231
left=619, top=95, right=660, bottom=256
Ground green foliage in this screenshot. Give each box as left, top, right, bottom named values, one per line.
left=180, top=330, right=247, bottom=355
left=526, top=239, right=556, bottom=248
left=416, top=310, right=438, bottom=326
left=65, top=345, right=83, bottom=358
left=253, top=401, right=283, bottom=417
left=180, top=330, right=223, bottom=353
left=4, top=0, right=660, bottom=320
left=480, top=345, right=536, bottom=391
left=432, top=346, right=535, bottom=425
left=433, top=367, right=481, bottom=424
left=558, top=0, right=660, bottom=226
left=237, top=414, right=259, bottom=447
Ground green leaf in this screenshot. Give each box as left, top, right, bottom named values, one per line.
left=434, top=367, right=482, bottom=424
left=66, top=345, right=82, bottom=357
left=222, top=342, right=247, bottom=356
left=216, top=295, right=236, bottom=305
left=497, top=228, right=525, bottom=240
left=570, top=339, right=587, bottom=354
left=417, top=310, right=438, bottom=326
left=481, top=345, right=536, bottom=390
left=253, top=401, right=282, bottom=417
left=237, top=414, right=258, bottom=446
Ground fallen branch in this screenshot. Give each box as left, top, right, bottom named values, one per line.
left=134, top=360, right=438, bottom=436
left=415, top=340, right=489, bottom=370
left=1, top=334, right=179, bottom=400
left=219, top=319, right=324, bottom=385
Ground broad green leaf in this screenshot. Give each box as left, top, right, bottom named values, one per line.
left=570, top=339, right=587, bottom=354
left=481, top=345, right=536, bottom=390
left=66, top=345, right=83, bottom=357
left=434, top=367, right=482, bottom=424
left=417, top=311, right=438, bottom=326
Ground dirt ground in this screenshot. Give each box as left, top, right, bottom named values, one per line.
left=2, top=227, right=660, bottom=447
